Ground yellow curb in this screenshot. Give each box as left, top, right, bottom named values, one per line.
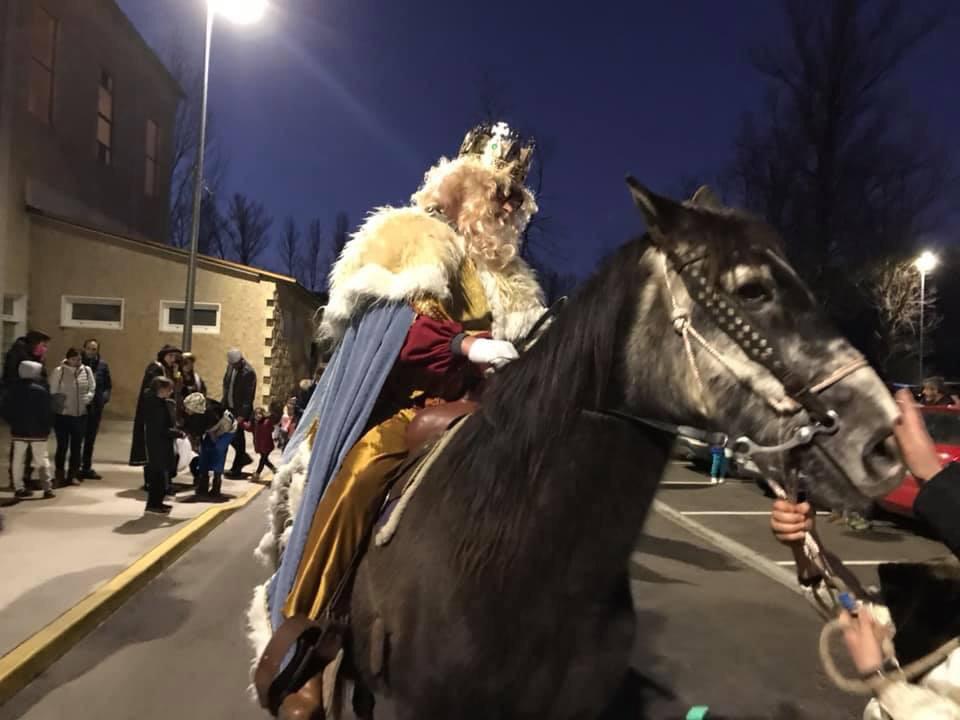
left=0, top=483, right=266, bottom=706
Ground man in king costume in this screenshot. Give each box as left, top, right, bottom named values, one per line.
left=249, top=122, right=546, bottom=666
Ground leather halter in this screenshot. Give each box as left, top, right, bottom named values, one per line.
left=525, top=240, right=867, bottom=464
left=659, top=242, right=837, bottom=425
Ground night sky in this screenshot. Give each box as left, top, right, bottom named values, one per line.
left=117, top=0, right=959, bottom=277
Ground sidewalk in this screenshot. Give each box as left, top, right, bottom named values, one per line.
left=0, top=420, right=269, bottom=664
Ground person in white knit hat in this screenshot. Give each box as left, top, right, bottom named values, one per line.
left=182, top=391, right=236, bottom=499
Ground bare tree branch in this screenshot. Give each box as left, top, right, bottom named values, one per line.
left=279, top=217, right=302, bottom=281
left=304, top=219, right=324, bottom=293
left=729, top=0, right=951, bottom=294
left=162, top=35, right=229, bottom=250
left=225, top=193, right=273, bottom=266
left=860, top=258, right=941, bottom=373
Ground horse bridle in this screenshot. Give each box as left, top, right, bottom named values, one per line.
left=561, top=239, right=866, bottom=470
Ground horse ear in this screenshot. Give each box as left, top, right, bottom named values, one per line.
left=689, top=185, right=722, bottom=211
left=625, top=176, right=682, bottom=235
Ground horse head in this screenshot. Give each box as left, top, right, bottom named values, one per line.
left=620, top=179, right=903, bottom=508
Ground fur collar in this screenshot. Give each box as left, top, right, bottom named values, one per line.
left=321, top=206, right=544, bottom=343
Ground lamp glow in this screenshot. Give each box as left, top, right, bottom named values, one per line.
left=209, top=0, right=267, bottom=24
left=914, top=251, right=939, bottom=275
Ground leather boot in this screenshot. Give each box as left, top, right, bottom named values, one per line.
left=278, top=673, right=325, bottom=720
left=211, top=473, right=222, bottom=498
left=195, top=472, right=210, bottom=497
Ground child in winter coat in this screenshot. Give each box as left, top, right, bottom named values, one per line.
left=278, top=398, right=297, bottom=450
left=182, top=392, right=236, bottom=499
left=2, top=361, right=55, bottom=499
left=142, top=376, right=182, bottom=515
left=242, top=406, right=276, bottom=480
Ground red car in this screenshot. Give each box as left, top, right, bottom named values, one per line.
left=879, top=405, right=960, bottom=518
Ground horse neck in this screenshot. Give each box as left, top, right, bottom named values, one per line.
left=448, top=412, right=669, bottom=596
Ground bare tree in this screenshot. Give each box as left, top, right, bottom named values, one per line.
left=303, top=219, right=324, bottom=293
left=330, top=212, right=350, bottom=268
left=225, top=193, right=273, bottom=266
left=162, top=37, right=229, bottom=250
left=279, top=217, right=302, bottom=280
left=198, top=192, right=227, bottom=258
left=862, top=258, right=941, bottom=374
left=729, top=0, right=951, bottom=289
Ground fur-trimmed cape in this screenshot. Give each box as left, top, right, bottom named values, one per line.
left=320, top=206, right=545, bottom=343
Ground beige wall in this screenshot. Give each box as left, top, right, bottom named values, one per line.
left=2, top=0, right=179, bottom=307
left=28, top=215, right=282, bottom=418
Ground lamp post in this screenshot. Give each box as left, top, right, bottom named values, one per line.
left=914, top=250, right=938, bottom=383
left=182, top=0, right=266, bottom=351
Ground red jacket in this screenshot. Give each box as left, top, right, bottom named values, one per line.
left=241, top=417, right=276, bottom=455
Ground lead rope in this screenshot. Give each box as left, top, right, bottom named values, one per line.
left=766, top=436, right=960, bottom=697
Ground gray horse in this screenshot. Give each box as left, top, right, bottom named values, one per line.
left=344, top=182, right=904, bottom=719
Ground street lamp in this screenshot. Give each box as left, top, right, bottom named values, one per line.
left=913, top=250, right=939, bottom=383
left=181, top=0, right=267, bottom=351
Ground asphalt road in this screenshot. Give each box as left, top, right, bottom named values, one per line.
left=4, top=463, right=932, bottom=719
left=657, top=462, right=950, bottom=589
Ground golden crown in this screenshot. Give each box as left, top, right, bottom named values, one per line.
left=457, top=121, right=535, bottom=184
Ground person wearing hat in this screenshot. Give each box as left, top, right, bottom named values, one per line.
left=129, top=345, right=181, bottom=484
left=182, top=391, right=236, bottom=499
left=2, top=361, right=56, bottom=499
left=2, top=329, right=50, bottom=385
left=222, top=348, right=256, bottom=478
left=179, top=352, right=206, bottom=401
left=251, top=121, right=546, bottom=662
left=3, top=329, right=50, bottom=488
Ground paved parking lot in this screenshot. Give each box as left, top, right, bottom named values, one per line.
left=656, top=462, right=951, bottom=590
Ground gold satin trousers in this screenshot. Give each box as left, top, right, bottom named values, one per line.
left=282, top=408, right=415, bottom=619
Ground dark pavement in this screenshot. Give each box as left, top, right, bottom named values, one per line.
left=657, top=462, right=950, bottom=589
left=3, top=464, right=930, bottom=719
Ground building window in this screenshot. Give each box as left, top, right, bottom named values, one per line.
left=96, top=70, right=113, bottom=165
left=145, top=120, right=160, bottom=196
left=160, top=300, right=221, bottom=334
left=28, top=6, right=57, bottom=124
left=61, top=296, right=124, bottom=329
left=1, top=295, right=27, bottom=350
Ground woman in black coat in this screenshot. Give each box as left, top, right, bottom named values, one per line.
left=129, top=345, right=181, bottom=470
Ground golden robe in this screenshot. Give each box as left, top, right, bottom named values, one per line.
left=283, top=258, right=492, bottom=619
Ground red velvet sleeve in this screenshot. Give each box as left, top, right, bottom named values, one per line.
left=399, top=315, right=468, bottom=376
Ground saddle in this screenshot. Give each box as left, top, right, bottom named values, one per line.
left=405, top=399, right=478, bottom=453
left=254, top=400, right=478, bottom=719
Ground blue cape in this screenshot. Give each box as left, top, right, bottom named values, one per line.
left=267, top=303, right=415, bottom=630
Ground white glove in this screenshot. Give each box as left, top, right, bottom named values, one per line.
left=466, top=338, right=519, bottom=369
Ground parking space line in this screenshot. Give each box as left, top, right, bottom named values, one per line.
left=680, top=510, right=832, bottom=516
left=652, top=499, right=802, bottom=595
left=775, top=560, right=894, bottom=566
left=660, top=480, right=719, bottom=486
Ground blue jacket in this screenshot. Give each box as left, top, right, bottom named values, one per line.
left=83, top=355, right=112, bottom=408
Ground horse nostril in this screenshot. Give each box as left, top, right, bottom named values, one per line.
left=863, top=433, right=901, bottom=479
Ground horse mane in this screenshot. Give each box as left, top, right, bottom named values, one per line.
left=479, top=239, right=649, bottom=466
left=433, top=207, right=784, bottom=579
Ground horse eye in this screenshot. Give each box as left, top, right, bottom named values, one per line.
left=735, top=280, right=773, bottom=304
